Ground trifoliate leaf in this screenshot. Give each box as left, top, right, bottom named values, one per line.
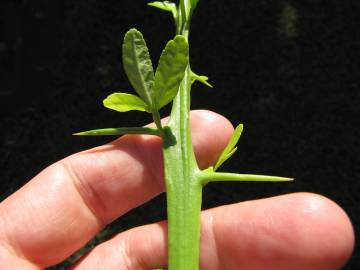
left=122, top=29, right=155, bottom=108
left=103, top=92, right=150, bottom=112
left=214, top=124, right=243, bottom=170
left=153, top=35, right=189, bottom=109
left=148, top=1, right=177, bottom=19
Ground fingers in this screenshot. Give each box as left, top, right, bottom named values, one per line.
left=0, top=110, right=234, bottom=268
left=71, top=193, right=354, bottom=270
left=206, top=193, right=354, bottom=270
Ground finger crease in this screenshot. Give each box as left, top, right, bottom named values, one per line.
left=119, top=235, right=142, bottom=270
left=60, top=160, right=106, bottom=229
left=212, top=213, right=229, bottom=270
left=132, top=139, right=164, bottom=193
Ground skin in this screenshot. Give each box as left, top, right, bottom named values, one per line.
left=0, top=110, right=354, bottom=270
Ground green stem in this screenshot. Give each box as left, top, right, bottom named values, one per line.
left=162, top=1, right=292, bottom=269
left=162, top=2, right=203, bottom=269
left=163, top=65, right=202, bottom=269
left=164, top=170, right=202, bottom=269
left=152, top=109, right=163, bottom=132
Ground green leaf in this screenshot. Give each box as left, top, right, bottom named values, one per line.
left=103, top=92, right=150, bottom=112
left=73, top=127, right=160, bottom=136
left=191, top=73, right=213, bottom=88
left=123, top=28, right=155, bottom=108
left=153, top=35, right=189, bottom=109
left=148, top=1, right=177, bottom=19
left=214, top=124, right=243, bottom=170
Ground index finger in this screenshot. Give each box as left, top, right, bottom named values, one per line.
left=0, top=110, right=234, bottom=268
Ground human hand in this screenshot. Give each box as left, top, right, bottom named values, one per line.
left=0, top=110, right=354, bottom=269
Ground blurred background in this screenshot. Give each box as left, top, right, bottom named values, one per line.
left=0, top=0, right=359, bottom=268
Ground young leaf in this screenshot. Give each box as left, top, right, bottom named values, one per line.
left=148, top=1, right=177, bottom=19
left=153, top=35, right=189, bottom=109
left=73, top=127, right=160, bottom=136
left=123, top=28, right=155, bottom=107
left=214, top=124, right=244, bottom=170
left=191, top=73, right=213, bottom=88
left=103, top=93, right=151, bottom=112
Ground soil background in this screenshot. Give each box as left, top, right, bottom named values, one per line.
left=1, top=0, right=359, bottom=268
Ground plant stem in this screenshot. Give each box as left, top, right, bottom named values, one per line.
left=161, top=2, right=203, bottom=268
left=161, top=1, right=292, bottom=269
left=163, top=65, right=202, bottom=269
left=152, top=109, right=163, bottom=132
